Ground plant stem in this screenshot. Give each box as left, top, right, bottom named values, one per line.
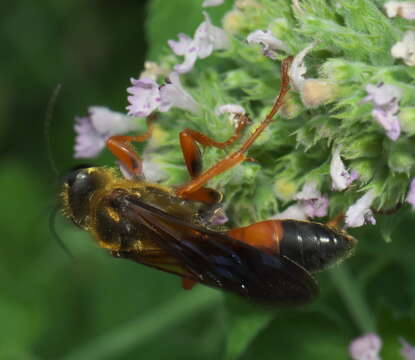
left=62, top=287, right=222, bottom=360
left=329, top=265, right=376, bottom=333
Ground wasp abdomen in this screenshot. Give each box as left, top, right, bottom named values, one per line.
left=279, top=220, right=355, bottom=272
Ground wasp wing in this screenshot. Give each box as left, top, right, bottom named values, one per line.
left=122, top=195, right=318, bottom=305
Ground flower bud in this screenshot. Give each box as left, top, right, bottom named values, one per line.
left=399, top=107, right=415, bottom=135
left=388, top=140, right=415, bottom=174
left=300, top=79, right=339, bottom=108
left=273, top=178, right=298, bottom=201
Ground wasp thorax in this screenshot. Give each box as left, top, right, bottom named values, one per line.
left=61, top=167, right=110, bottom=228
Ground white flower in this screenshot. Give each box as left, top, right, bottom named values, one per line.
left=168, top=12, right=230, bottom=73
left=273, top=181, right=329, bottom=220
left=271, top=204, right=308, bottom=220
left=159, top=72, right=200, bottom=113
left=294, top=181, right=329, bottom=218
left=126, top=78, right=161, bottom=117
left=202, top=0, right=224, bottom=7
left=391, top=30, right=415, bottom=66
left=288, top=42, right=316, bottom=91
left=384, top=2, right=415, bottom=20
left=215, top=104, right=246, bottom=126
left=74, top=107, right=139, bottom=159
left=246, top=29, right=289, bottom=59
left=406, top=178, right=415, bottom=210
left=400, top=338, right=415, bottom=360
left=349, top=333, right=382, bottom=360
left=126, top=73, right=200, bottom=116
left=345, top=190, right=377, bottom=228
left=363, top=83, right=402, bottom=141
left=330, top=146, right=359, bottom=191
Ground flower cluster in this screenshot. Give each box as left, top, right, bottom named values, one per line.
left=71, top=0, right=415, bottom=233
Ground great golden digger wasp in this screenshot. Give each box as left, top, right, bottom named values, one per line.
left=61, top=58, right=356, bottom=305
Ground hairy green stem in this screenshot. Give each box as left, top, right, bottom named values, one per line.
left=62, top=287, right=222, bottom=360
left=329, top=265, right=376, bottom=333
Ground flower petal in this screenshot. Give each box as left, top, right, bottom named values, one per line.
left=400, top=337, right=415, bottom=360
left=345, top=190, right=377, bottom=228
left=271, top=204, right=308, bottom=220
left=89, top=106, right=138, bottom=135
left=384, top=1, right=415, bottom=20
left=349, top=333, right=382, bottom=360
left=288, top=42, right=316, bottom=91
left=330, top=146, right=359, bottom=191
left=159, top=72, right=200, bottom=113
left=391, top=30, right=415, bottom=66
left=246, top=29, right=289, bottom=59
left=202, top=0, right=224, bottom=7
left=363, top=83, right=402, bottom=107
left=74, top=116, right=106, bottom=158
left=406, top=178, right=415, bottom=210
left=126, top=77, right=161, bottom=117
left=194, top=12, right=230, bottom=59
left=294, top=181, right=329, bottom=218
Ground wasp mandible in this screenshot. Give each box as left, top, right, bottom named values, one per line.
left=61, top=58, right=356, bottom=305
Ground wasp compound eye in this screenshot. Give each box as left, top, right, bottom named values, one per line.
left=62, top=167, right=108, bottom=228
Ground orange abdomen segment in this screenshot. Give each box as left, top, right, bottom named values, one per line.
left=227, top=220, right=283, bottom=255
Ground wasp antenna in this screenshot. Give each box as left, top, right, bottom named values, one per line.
left=50, top=204, right=74, bottom=259
left=44, top=84, right=63, bottom=177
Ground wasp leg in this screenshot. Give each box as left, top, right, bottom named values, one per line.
left=182, top=277, right=198, bottom=290
left=106, top=114, right=155, bottom=178
left=176, top=56, right=293, bottom=198
left=179, top=114, right=251, bottom=178
left=326, top=213, right=345, bottom=229
left=178, top=115, right=250, bottom=204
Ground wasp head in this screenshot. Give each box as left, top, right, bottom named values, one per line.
left=61, top=167, right=111, bottom=228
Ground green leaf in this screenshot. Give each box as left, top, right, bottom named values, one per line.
left=223, top=296, right=275, bottom=360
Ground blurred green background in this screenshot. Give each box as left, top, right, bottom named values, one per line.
left=2, top=1, right=415, bottom=359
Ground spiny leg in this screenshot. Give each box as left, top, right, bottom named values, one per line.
left=180, top=114, right=251, bottom=178
left=179, top=114, right=251, bottom=203
left=106, top=114, right=155, bottom=178
left=176, top=56, right=293, bottom=198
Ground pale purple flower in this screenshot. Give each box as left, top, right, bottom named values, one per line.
left=271, top=204, right=308, bottom=220
left=168, top=12, right=230, bottom=73
left=349, top=333, right=382, bottom=360
left=168, top=34, right=199, bottom=74
left=215, top=104, right=246, bottom=126
left=159, top=72, right=200, bottom=113
left=363, top=83, right=402, bottom=141
left=202, top=0, right=224, bottom=7
left=74, top=116, right=107, bottom=158
left=272, top=182, right=329, bottom=220
left=400, top=338, right=415, bottom=360
left=330, top=146, right=359, bottom=191
left=391, top=31, right=415, bottom=66
left=246, top=29, right=289, bottom=59
left=294, top=181, right=329, bottom=218
left=74, top=107, right=139, bottom=159
left=345, top=190, right=377, bottom=228
left=126, top=78, right=161, bottom=117
left=384, top=2, right=415, bottom=20
left=288, top=42, right=316, bottom=91
left=406, top=178, right=415, bottom=210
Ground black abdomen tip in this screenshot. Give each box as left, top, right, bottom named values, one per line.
left=280, top=220, right=356, bottom=272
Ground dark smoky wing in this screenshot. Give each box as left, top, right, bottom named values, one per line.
left=122, top=195, right=318, bottom=305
